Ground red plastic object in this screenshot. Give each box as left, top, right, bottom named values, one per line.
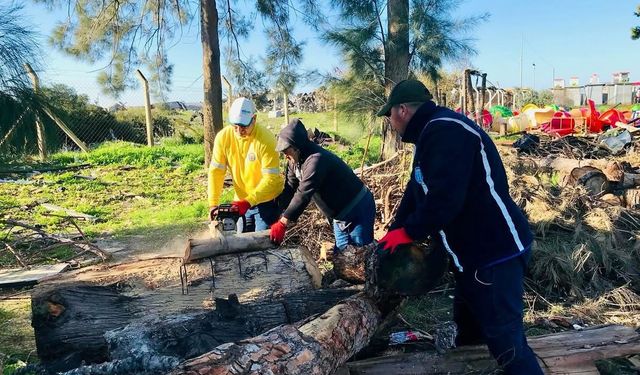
left=585, top=99, right=604, bottom=133
left=480, top=109, right=493, bottom=128
left=542, top=111, right=574, bottom=137
left=599, top=108, right=627, bottom=127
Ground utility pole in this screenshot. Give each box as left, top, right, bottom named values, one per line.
left=519, top=34, right=524, bottom=109
left=533, top=63, right=536, bottom=91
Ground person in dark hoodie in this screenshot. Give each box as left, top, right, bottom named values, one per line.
left=376, top=80, right=543, bottom=375
left=270, top=118, right=375, bottom=255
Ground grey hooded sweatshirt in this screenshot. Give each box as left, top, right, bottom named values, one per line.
left=277, top=118, right=369, bottom=222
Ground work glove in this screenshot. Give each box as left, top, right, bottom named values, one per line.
left=209, top=206, right=218, bottom=221
left=378, top=228, right=413, bottom=254
left=231, top=200, right=251, bottom=216
left=270, top=221, right=287, bottom=245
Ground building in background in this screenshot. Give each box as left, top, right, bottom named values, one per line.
left=552, top=71, right=634, bottom=107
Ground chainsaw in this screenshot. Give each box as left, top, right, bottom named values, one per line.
left=210, top=203, right=255, bottom=235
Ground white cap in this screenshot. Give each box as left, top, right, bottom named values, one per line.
left=228, top=97, right=256, bottom=126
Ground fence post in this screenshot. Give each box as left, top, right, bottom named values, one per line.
left=283, top=92, right=289, bottom=125
left=333, top=94, right=338, bottom=132
left=135, top=70, right=154, bottom=146
left=222, top=75, right=232, bottom=113
left=24, top=63, right=47, bottom=160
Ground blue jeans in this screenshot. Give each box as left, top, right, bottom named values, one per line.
left=332, top=190, right=375, bottom=252
left=241, top=199, right=280, bottom=232
left=453, top=251, right=543, bottom=375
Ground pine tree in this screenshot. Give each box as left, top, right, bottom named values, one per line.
left=326, top=0, right=487, bottom=158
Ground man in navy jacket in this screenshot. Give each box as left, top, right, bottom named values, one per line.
left=377, top=79, right=543, bottom=375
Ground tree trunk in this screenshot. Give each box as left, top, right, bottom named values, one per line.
left=536, top=157, right=625, bottom=182
left=201, top=0, right=224, bottom=167
left=381, top=0, right=409, bottom=160
left=184, top=230, right=279, bottom=263
left=567, top=166, right=611, bottom=196
left=168, top=293, right=382, bottom=375
left=52, top=289, right=359, bottom=375
left=343, top=324, right=640, bottom=375
left=32, top=246, right=320, bottom=372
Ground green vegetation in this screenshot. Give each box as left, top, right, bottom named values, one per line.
left=1, top=142, right=210, bottom=250
left=0, top=299, right=34, bottom=371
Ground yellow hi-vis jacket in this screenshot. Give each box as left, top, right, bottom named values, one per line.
left=207, top=124, right=284, bottom=207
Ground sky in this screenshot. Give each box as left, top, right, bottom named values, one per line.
left=11, top=0, right=640, bottom=107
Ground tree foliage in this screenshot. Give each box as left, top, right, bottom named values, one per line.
left=326, top=0, right=487, bottom=115
left=0, top=3, right=44, bottom=156
left=35, top=0, right=192, bottom=97
left=0, top=4, right=42, bottom=95
left=632, top=4, right=640, bottom=39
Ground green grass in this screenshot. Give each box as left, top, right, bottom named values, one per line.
left=256, top=111, right=371, bottom=144
left=0, top=299, right=34, bottom=370
left=0, top=117, right=378, bottom=266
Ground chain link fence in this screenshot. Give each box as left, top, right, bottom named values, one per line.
left=0, top=70, right=206, bottom=160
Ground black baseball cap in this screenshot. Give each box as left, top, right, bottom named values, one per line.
left=377, top=79, right=433, bottom=116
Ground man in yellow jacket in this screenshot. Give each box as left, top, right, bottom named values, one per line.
left=208, top=97, right=284, bottom=231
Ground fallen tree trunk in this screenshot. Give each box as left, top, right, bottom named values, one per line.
left=536, top=157, right=625, bottom=182
left=184, top=230, right=275, bottom=263
left=343, top=324, right=640, bottom=375
left=567, top=166, right=611, bottom=196
left=32, top=246, right=321, bottom=372
left=168, top=293, right=382, bottom=375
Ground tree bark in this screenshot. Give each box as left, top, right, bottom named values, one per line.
left=566, top=166, right=611, bottom=196
left=32, top=246, right=320, bottom=372
left=201, top=0, right=224, bottom=167
left=168, top=293, right=382, bottom=375
left=53, top=289, right=359, bottom=375
left=343, top=324, right=640, bottom=375
left=381, top=0, right=409, bottom=160
left=536, top=157, right=625, bottom=182
left=184, top=230, right=278, bottom=263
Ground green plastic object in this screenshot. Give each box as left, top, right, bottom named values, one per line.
left=546, top=104, right=560, bottom=111
left=489, top=105, right=513, bottom=118
left=632, top=104, right=640, bottom=112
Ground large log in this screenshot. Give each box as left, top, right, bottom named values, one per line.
left=184, top=230, right=277, bottom=263
left=162, top=243, right=434, bottom=375
left=168, top=293, right=382, bottom=375
left=566, top=166, right=611, bottom=196
left=54, top=289, right=359, bottom=375
left=344, top=324, right=640, bottom=375
left=32, top=246, right=321, bottom=372
left=535, top=156, right=640, bottom=189
left=536, top=157, right=625, bottom=182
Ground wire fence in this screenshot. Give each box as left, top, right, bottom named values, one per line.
left=0, top=68, right=336, bottom=161
left=0, top=69, right=208, bottom=160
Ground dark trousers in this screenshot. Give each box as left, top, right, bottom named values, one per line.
left=453, top=252, right=543, bottom=375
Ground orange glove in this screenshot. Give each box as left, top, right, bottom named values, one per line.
left=378, top=228, right=413, bottom=254
left=270, top=221, right=287, bottom=245
left=231, top=200, right=251, bottom=216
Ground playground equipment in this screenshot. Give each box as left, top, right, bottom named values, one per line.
left=542, top=111, right=575, bottom=137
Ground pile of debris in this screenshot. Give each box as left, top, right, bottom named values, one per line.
left=503, top=133, right=640, bottom=301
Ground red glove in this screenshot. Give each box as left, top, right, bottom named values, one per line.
left=270, top=221, right=287, bottom=245
left=209, top=206, right=218, bottom=221
left=378, top=228, right=413, bottom=254
left=231, top=200, right=251, bottom=216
